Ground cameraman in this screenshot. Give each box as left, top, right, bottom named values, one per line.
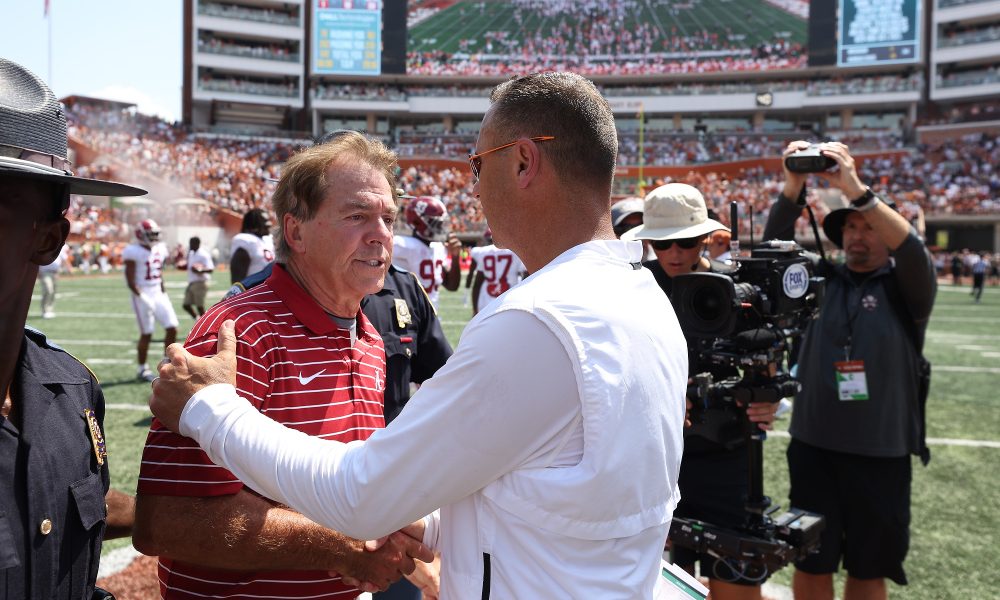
left=626, top=183, right=777, bottom=600
left=764, top=141, right=936, bottom=600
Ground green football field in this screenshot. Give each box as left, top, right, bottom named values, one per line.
left=409, top=0, right=807, bottom=57
left=29, top=270, right=999, bottom=599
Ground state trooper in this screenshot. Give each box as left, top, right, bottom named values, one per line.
left=0, top=58, right=144, bottom=599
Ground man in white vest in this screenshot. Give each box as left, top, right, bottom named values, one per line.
left=149, top=72, right=689, bottom=599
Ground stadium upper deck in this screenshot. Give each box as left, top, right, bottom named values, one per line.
left=184, top=0, right=974, bottom=138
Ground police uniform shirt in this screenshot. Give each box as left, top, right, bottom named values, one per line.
left=361, top=265, right=452, bottom=423
left=0, top=328, right=109, bottom=599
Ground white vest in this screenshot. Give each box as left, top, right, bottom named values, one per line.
left=441, top=240, right=688, bottom=598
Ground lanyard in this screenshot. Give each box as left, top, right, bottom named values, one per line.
left=842, top=279, right=867, bottom=361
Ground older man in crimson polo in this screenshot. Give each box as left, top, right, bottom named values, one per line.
left=133, top=132, right=433, bottom=598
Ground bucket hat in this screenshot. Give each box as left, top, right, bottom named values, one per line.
left=0, top=58, right=145, bottom=197
left=623, top=183, right=728, bottom=241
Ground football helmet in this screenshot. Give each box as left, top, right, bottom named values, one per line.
left=135, top=219, right=161, bottom=245
left=483, top=227, right=493, bottom=244
left=404, top=196, right=448, bottom=241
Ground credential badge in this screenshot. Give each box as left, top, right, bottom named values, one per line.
left=394, top=298, right=412, bottom=328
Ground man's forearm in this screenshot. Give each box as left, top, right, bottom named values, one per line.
left=104, top=489, right=135, bottom=540
left=442, top=263, right=461, bottom=291
left=133, top=491, right=366, bottom=572
left=762, top=192, right=802, bottom=241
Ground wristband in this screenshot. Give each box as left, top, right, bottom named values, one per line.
left=850, top=187, right=879, bottom=212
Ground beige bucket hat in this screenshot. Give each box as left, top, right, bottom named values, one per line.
left=623, top=183, right=728, bottom=241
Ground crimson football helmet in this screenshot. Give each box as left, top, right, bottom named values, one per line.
left=404, top=196, right=448, bottom=241
left=135, top=219, right=161, bottom=245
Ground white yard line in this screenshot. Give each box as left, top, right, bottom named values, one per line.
left=98, top=545, right=142, bottom=578
left=768, top=430, right=1000, bottom=448
left=106, top=403, right=150, bottom=411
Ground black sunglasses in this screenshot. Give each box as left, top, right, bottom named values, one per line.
left=651, top=237, right=702, bottom=251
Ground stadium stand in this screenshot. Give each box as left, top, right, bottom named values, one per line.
left=406, top=0, right=808, bottom=76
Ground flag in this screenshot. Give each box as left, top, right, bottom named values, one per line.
left=44, top=0, right=50, bottom=17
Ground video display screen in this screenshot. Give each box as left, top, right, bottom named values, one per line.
left=312, top=0, right=383, bottom=76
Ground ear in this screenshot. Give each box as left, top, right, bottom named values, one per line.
left=283, top=213, right=305, bottom=254
left=30, top=218, right=70, bottom=266
left=514, top=138, right=542, bottom=190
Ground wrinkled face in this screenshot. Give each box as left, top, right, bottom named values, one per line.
left=842, top=212, right=889, bottom=272
left=289, top=160, right=396, bottom=308
left=653, top=235, right=706, bottom=278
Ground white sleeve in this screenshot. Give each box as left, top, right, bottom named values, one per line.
left=179, top=309, right=580, bottom=541
left=122, top=245, right=138, bottom=263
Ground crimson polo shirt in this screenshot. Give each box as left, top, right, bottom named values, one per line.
left=138, top=263, right=386, bottom=600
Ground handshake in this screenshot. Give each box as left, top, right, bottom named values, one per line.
left=342, top=520, right=439, bottom=597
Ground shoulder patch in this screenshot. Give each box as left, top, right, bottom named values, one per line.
left=222, top=282, right=247, bottom=301
left=408, top=271, right=437, bottom=315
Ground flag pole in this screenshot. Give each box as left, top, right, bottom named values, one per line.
left=46, top=0, right=52, bottom=84
left=637, top=102, right=645, bottom=196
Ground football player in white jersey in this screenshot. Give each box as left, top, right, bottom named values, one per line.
left=229, top=208, right=275, bottom=283
left=124, top=219, right=179, bottom=381
left=467, top=228, right=525, bottom=316
left=391, top=196, right=462, bottom=308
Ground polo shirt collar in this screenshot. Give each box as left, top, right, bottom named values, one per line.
left=266, top=263, right=355, bottom=336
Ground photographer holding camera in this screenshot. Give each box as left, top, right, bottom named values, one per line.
left=626, top=183, right=778, bottom=600
left=764, top=141, right=936, bottom=600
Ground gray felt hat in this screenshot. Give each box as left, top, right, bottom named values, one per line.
left=0, top=58, right=145, bottom=197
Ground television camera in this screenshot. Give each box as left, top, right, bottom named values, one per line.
left=667, top=218, right=827, bottom=578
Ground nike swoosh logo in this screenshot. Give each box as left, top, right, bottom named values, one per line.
left=297, top=369, right=326, bottom=385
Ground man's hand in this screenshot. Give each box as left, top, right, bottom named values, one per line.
left=743, top=401, right=779, bottom=431
left=814, top=141, right=867, bottom=200
left=780, top=140, right=812, bottom=200
left=150, top=319, right=239, bottom=433
left=445, top=232, right=462, bottom=258
left=405, top=552, right=441, bottom=600
left=340, top=521, right=434, bottom=593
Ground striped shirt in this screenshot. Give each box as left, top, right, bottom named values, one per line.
left=137, top=263, right=386, bottom=599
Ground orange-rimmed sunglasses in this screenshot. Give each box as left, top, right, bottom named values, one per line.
left=468, top=136, right=555, bottom=180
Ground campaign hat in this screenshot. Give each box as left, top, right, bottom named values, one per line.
left=0, top=58, right=145, bottom=197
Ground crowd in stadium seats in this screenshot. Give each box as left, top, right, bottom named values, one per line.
left=197, top=36, right=299, bottom=63
left=309, top=73, right=922, bottom=103
left=61, top=99, right=1000, bottom=250
left=314, top=83, right=407, bottom=102
left=197, top=1, right=299, bottom=26
left=394, top=132, right=477, bottom=159
left=937, top=66, right=1000, bottom=89
left=198, top=74, right=298, bottom=98
left=614, top=130, right=905, bottom=167
left=406, top=0, right=806, bottom=75
left=68, top=102, right=296, bottom=214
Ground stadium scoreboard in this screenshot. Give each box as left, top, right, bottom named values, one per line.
left=312, top=0, right=382, bottom=76
left=837, top=0, right=921, bottom=67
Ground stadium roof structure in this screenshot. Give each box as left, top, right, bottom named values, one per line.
left=61, top=95, right=138, bottom=112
